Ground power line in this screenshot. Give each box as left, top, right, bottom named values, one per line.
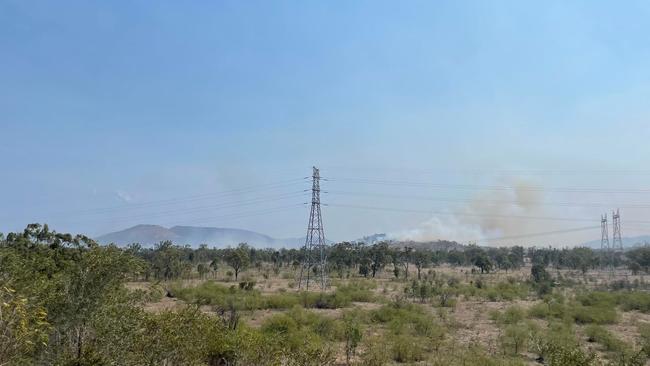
left=51, top=191, right=309, bottom=225
left=326, top=190, right=650, bottom=209
left=161, top=203, right=305, bottom=227
left=325, top=177, right=650, bottom=194
left=326, top=203, right=627, bottom=223
left=19, top=178, right=306, bottom=220
left=319, top=165, right=650, bottom=176
left=474, top=226, right=601, bottom=242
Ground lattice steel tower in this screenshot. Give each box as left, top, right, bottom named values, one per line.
left=612, top=209, right=623, bottom=251
left=298, top=166, right=329, bottom=290
left=601, top=214, right=610, bottom=251
left=600, top=213, right=612, bottom=269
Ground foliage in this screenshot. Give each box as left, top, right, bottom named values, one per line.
left=343, top=314, right=362, bottom=365
left=223, top=243, right=251, bottom=280
left=0, top=286, right=49, bottom=365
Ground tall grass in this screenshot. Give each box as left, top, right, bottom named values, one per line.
left=169, top=280, right=376, bottom=311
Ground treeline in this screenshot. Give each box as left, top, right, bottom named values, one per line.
left=124, top=237, right=650, bottom=282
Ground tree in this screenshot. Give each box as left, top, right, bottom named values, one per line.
left=197, top=263, right=209, bottom=279
left=628, top=247, right=650, bottom=273
left=472, top=253, right=493, bottom=274
left=224, top=243, right=251, bottom=280
left=402, top=246, right=413, bottom=279
left=343, top=316, right=362, bottom=365
left=0, top=286, right=50, bottom=365
left=412, top=250, right=430, bottom=280
left=391, top=249, right=402, bottom=279
left=0, top=224, right=144, bottom=364
left=629, top=261, right=642, bottom=275
left=151, top=241, right=188, bottom=280
left=531, top=263, right=550, bottom=283
left=209, top=259, right=219, bottom=278
left=369, top=242, right=391, bottom=278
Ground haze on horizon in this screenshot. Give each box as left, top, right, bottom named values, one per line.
left=2, top=1, right=650, bottom=247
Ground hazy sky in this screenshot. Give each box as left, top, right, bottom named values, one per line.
left=2, top=1, right=650, bottom=246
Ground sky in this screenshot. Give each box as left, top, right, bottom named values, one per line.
left=2, top=1, right=650, bottom=246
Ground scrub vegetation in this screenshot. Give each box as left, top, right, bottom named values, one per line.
left=3, top=223, right=650, bottom=365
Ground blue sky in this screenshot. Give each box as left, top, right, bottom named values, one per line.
left=2, top=1, right=650, bottom=245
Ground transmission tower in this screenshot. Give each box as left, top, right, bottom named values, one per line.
left=298, top=166, right=329, bottom=291
left=600, top=213, right=610, bottom=251
left=600, top=213, right=612, bottom=269
left=612, top=209, right=623, bottom=251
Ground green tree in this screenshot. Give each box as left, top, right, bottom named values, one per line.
left=531, top=263, right=551, bottom=283
left=224, top=243, right=251, bottom=280
left=343, top=316, right=362, bottom=365
left=412, top=250, right=430, bottom=280
left=472, top=252, right=493, bottom=274
left=151, top=241, right=188, bottom=280
left=197, top=263, right=209, bottom=279
left=369, top=242, right=391, bottom=278
left=0, top=286, right=50, bottom=365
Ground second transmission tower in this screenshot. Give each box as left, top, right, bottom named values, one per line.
left=612, top=209, right=623, bottom=251
left=298, top=166, right=329, bottom=290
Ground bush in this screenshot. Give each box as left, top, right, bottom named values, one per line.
left=429, top=344, right=525, bottom=366
left=619, top=291, right=650, bottom=313
left=361, top=336, right=391, bottom=366
left=261, top=306, right=345, bottom=343
left=391, top=334, right=426, bottom=362
left=170, top=281, right=264, bottom=310
left=501, top=324, right=530, bottom=356
left=533, top=338, right=596, bottom=366
left=261, top=313, right=298, bottom=334
left=584, top=325, right=626, bottom=353
left=264, top=293, right=301, bottom=309
left=528, top=322, right=596, bottom=366
left=528, top=302, right=551, bottom=319
left=492, top=305, right=525, bottom=325
left=637, top=323, right=650, bottom=356
left=576, top=291, right=617, bottom=307
left=571, top=304, right=617, bottom=324
left=170, top=281, right=368, bottom=311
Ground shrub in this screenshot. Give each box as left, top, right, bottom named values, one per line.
left=529, top=322, right=596, bottom=366
left=575, top=291, right=617, bottom=308
left=429, top=344, right=525, bottom=366
left=501, top=324, right=530, bottom=355
left=533, top=338, right=596, bottom=366
left=572, top=304, right=617, bottom=324
left=619, top=292, right=650, bottom=313
left=584, top=325, right=626, bottom=353
left=528, top=302, right=551, bottom=319
left=361, top=336, right=391, bottom=366
left=261, top=313, right=298, bottom=334
left=637, top=323, right=650, bottom=356
left=493, top=305, right=525, bottom=325
left=391, top=334, right=426, bottom=362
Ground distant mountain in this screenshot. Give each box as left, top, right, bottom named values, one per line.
left=96, top=224, right=304, bottom=248
left=580, top=235, right=650, bottom=249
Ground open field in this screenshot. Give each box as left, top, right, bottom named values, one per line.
left=133, top=263, right=650, bottom=365
left=5, top=225, right=650, bottom=365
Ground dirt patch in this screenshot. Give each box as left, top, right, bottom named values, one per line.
left=144, top=296, right=185, bottom=313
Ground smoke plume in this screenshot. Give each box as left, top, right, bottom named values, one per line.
left=389, top=178, right=553, bottom=245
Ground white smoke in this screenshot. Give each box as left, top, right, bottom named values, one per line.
left=389, top=215, right=487, bottom=243
left=389, top=178, right=555, bottom=245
